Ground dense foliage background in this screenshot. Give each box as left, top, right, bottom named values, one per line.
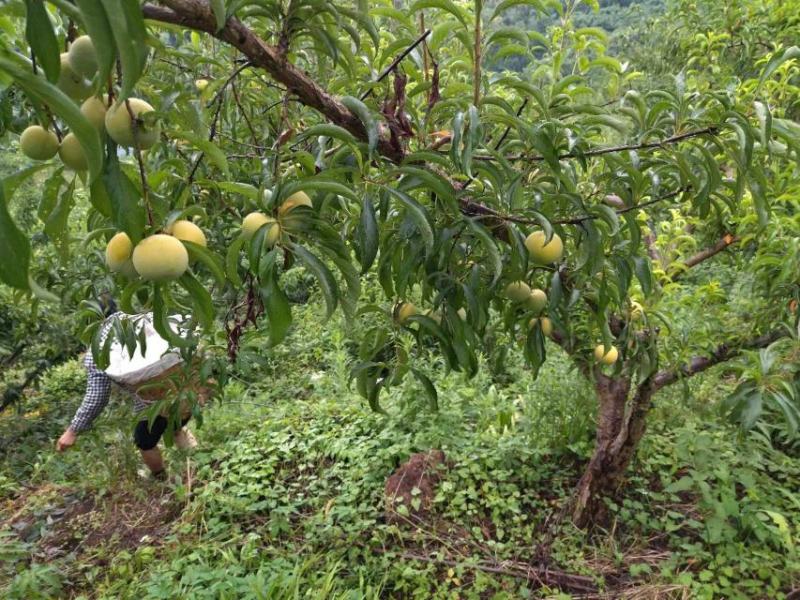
left=2, top=0, right=800, bottom=597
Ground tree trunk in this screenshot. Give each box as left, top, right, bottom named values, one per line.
left=571, top=375, right=656, bottom=528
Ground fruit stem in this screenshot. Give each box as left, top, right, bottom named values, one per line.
left=125, top=98, right=153, bottom=226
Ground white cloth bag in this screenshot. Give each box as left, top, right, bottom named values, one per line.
left=104, top=314, right=183, bottom=388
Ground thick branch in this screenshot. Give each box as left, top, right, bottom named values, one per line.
left=143, top=0, right=404, bottom=161
left=673, top=233, right=737, bottom=276
left=652, top=328, right=788, bottom=390
left=664, top=234, right=739, bottom=283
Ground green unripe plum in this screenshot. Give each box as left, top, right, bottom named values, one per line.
left=58, top=133, right=88, bottom=171
left=67, top=35, right=98, bottom=79
left=132, top=234, right=189, bottom=282
left=529, top=316, right=553, bottom=337
left=169, top=220, right=207, bottom=247
left=278, top=191, right=312, bottom=216
left=57, top=53, right=91, bottom=100
left=504, top=281, right=532, bottom=303
left=630, top=301, right=644, bottom=321
left=105, top=232, right=133, bottom=272
left=526, top=288, right=548, bottom=314
left=118, top=259, right=140, bottom=280
left=525, top=231, right=564, bottom=264
left=242, top=212, right=280, bottom=246
left=80, top=95, right=108, bottom=132
left=105, top=98, right=159, bottom=149
left=19, top=126, right=59, bottom=160
left=395, top=302, right=417, bottom=324
left=594, top=344, right=619, bottom=365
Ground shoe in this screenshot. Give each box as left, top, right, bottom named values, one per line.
left=174, top=428, right=198, bottom=450
left=138, top=467, right=168, bottom=481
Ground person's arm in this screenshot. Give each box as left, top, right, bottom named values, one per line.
left=56, top=351, right=112, bottom=451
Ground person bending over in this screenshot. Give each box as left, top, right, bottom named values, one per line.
left=56, top=303, right=198, bottom=479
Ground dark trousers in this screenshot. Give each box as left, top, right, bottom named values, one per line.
left=133, top=415, right=190, bottom=450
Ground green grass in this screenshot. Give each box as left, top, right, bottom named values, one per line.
left=2, top=302, right=799, bottom=598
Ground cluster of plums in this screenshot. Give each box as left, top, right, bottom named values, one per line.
left=19, top=35, right=159, bottom=169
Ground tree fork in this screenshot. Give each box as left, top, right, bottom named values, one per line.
left=571, top=326, right=788, bottom=527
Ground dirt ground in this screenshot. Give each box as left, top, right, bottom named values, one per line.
left=1, top=482, right=181, bottom=562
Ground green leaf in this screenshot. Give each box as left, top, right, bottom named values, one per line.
left=340, top=96, right=378, bottom=154
left=260, top=268, right=292, bottom=346
left=299, top=123, right=359, bottom=146
left=225, top=235, right=244, bottom=288
left=466, top=217, right=502, bottom=287
left=281, top=178, right=359, bottom=203
left=490, top=0, right=546, bottom=22
left=758, top=46, right=800, bottom=88
left=397, top=165, right=456, bottom=206
left=357, top=196, right=378, bottom=273
left=102, top=140, right=145, bottom=243
left=411, top=368, right=439, bottom=411
left=88, top=176, right=113, bottom=217
left=44, top=176, right=75, bottom=245
left=384, top=187, right=435, bottom=256
left=152, top=285, right=192, bottom=348
left=410, top=0, right=469, bottom=30
left=28, top=275, right=59, bottom=303
left=183, top=240, right=226, bottom=287
left=2, top=164, right=50, bottom=202
left=99, top=0, right=148, bottom=100
left=74, top=0, right=116, bottom=87
left=289, top=243, right=339, bottom=319
left=0, top=185, right=31, bottom=289
left=210, top=0, right=227, bottom=31
left=24, top=0, right=60, bottom=83
left=0, top=56, right=103, bottom=181
left=179, top=272, right=214, bottom=330
left=633, top=256, right=653, bottom=296
left=216, top=181, right=259, bottom=200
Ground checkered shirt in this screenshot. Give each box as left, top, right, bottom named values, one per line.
left=69, top=312, right=148, bottom=433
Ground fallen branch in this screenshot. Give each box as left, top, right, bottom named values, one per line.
left=380, top=550, right=598, bottom=594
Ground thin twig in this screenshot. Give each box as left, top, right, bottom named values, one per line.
left=460, top=126, right=719, bottom=163
left=231, top=78, right=260, bottom=150
left=360, top=29, right=431, bottom=101
left=472, top=187, right=688, bottom=229
left=187, top=91, right=226, bottom=185
left=492, top=99, right=528, bottom=150
left=208, top=60, right=253, bottom=108
left=125, top=98, right=153, bottom=226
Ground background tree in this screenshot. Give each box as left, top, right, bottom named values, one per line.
left=0, top=0, right=798, bottom=527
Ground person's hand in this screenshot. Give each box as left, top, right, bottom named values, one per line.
left=56, top=428, right=77, bottom=452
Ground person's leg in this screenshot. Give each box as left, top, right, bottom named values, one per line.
left=134, top=416, right=169, bottom=477
left=173, top=416, right=197, bottom=450
left=140, top=448, right=165, bottom=475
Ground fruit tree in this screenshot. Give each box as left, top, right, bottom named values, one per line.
left=1, top=0, right=799, bottom=526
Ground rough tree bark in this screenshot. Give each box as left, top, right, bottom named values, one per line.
left=571, top=374, right=655, bottom=527
left=571, top=327, right=787, bottom=527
